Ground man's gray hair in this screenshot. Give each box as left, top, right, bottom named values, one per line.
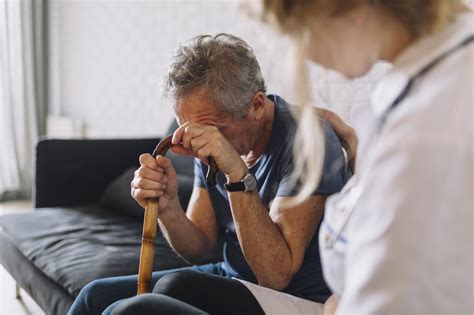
left=165, top=33, right=267, bottom=119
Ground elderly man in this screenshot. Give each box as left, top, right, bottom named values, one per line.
left=68, top=33, right=349, bottom=315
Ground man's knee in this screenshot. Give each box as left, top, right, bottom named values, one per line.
left=78, top=278, right=115, bottom=307
left=110, top=294, right=157, bottom=315
left=110, top=294, right=207, bottom=315
left=153, top=270, right=202, bottom=297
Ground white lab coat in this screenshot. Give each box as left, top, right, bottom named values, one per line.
left=240, top=11, right=474, bottom=315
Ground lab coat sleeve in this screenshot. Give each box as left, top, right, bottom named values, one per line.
left=336, top=129, right=473, bottom=314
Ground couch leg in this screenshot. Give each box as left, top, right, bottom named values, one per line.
left=15, top=282, right=21, bottom=299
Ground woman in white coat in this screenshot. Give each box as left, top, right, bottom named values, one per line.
left=249, top=1, right=473, bottom=314
left=111, top=1, right=473, bottom=314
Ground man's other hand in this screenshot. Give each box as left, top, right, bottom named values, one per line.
left=131, top=153, right=179, bottom=212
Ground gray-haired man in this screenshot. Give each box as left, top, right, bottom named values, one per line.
left=68, top=34, right=350, bottom=315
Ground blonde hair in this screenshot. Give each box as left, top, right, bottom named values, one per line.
left=259, top=0, right=466, bottom=37
left=251, top=0, right=467, bottom=207
left=282, top=30, right=325, bottom=207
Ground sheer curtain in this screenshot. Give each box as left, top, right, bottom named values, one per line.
left=0, top=0, right=47, bottom=200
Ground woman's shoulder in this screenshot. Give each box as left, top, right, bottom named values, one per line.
left=386, top=43, right=472, bottom=148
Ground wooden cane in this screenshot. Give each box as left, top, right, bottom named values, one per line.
left=137, top=135, right=219, bottom=295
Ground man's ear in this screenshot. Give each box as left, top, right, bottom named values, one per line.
left=250, top=92, right=266, bottom=120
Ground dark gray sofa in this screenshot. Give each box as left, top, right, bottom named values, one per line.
left=0, top=124, right=222, bottom=314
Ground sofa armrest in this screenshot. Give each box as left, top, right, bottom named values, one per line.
left=34, top=137, right=159, bottom=208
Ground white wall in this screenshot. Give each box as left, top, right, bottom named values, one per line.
left=48, top=0, right=389, bottom=139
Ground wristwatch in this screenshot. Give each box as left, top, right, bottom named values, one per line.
left=224, top=173, right=257, bottom=192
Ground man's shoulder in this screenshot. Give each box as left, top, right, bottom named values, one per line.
left=268, top=94, right=340, bottom=145
left=267, top=94, right=296, bottom=135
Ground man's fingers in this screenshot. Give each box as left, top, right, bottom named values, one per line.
left=170, top=144, right=197, bottom=157
left=139, top=153, right=161, bottom=171
left=155, top=155, right=177, bottom=177
left=181, top=126, right=206, bottom=149
left=196, top=146, right=212, bottom=166
left=190, top=135, right=209, bottom=155
left=131, top=188, right=164, bottom=200
left=181, top=129, right=194, bottom=150
left=172, top=122, right=205, bottom=145
left=131, top=177, right=167, bottom=191
left=172, top=123, right=187, bottom=145
left=135, top=166, right=164, bottom=182
left=172, top=122, right=219, bottom=146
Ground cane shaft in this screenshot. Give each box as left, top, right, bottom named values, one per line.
left=136, top=134, right=219, bottom=295
left=137, top=198, right=159, bottom=295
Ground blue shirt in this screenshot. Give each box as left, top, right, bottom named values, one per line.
left=194, top=94, right=350, bottom=302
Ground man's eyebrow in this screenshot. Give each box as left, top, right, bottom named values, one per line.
left=175, top=115, right=228, bottom=128
left=196, top=118, right=223, bottom=127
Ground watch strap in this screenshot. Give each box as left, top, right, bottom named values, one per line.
left=224, top=181, right=247, bottom=192
left=224, top=173, right=256, bottom=192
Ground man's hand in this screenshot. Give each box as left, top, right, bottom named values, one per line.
left=131, top=153, right=180, bottom=213
left=171, top=122, right=248, bottom=181
left=315, top=108, right=358, bottom=172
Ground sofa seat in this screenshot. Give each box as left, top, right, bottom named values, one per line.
left=2, top=206, right=192, bottom=297
left=1, top=205, right=219, bottom=313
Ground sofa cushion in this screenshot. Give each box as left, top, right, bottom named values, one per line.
left=0, top=206, right=194, bottom=297
left=99, top=167, right=194, bottom=220
left=1, top=230, right=74, bottom=315
left=99, top=167, right=145, bottom=219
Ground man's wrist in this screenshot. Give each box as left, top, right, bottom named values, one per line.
left=225, top=164, right=249, bottom=183
left=159, top=196, right=182, bottom=217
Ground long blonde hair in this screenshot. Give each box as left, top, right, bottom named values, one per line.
left=284, top=30, right=325, bottom=207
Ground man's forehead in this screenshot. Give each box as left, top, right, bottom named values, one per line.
left=175, top=105, right=227, bottom=127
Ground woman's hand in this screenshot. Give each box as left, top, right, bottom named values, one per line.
left=316, top=108, right=358, bottom=173
left=171, top=122, right=248, bottom=182
left=131, top=153, right=180, bottom=212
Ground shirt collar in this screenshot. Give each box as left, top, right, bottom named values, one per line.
left=371, top=12, right=474, bottom=117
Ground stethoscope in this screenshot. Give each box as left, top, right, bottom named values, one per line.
left=324, top=35, right=474, bottom=250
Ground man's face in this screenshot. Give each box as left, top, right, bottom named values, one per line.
left=175, top=89, right=254, bottom=155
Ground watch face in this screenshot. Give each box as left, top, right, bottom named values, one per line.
left=243, top=174, right=257, bottom=191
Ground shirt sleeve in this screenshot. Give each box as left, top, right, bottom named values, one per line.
left=337, top=136, right=472, bottom=314
left=276, top=119, right=351, bottom=197
left=193, top=158, right=206, bottom=188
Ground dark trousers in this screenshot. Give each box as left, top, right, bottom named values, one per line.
left=110, top=270, right=265, bottom=315
left=68, top=262, right=230, bottom=315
